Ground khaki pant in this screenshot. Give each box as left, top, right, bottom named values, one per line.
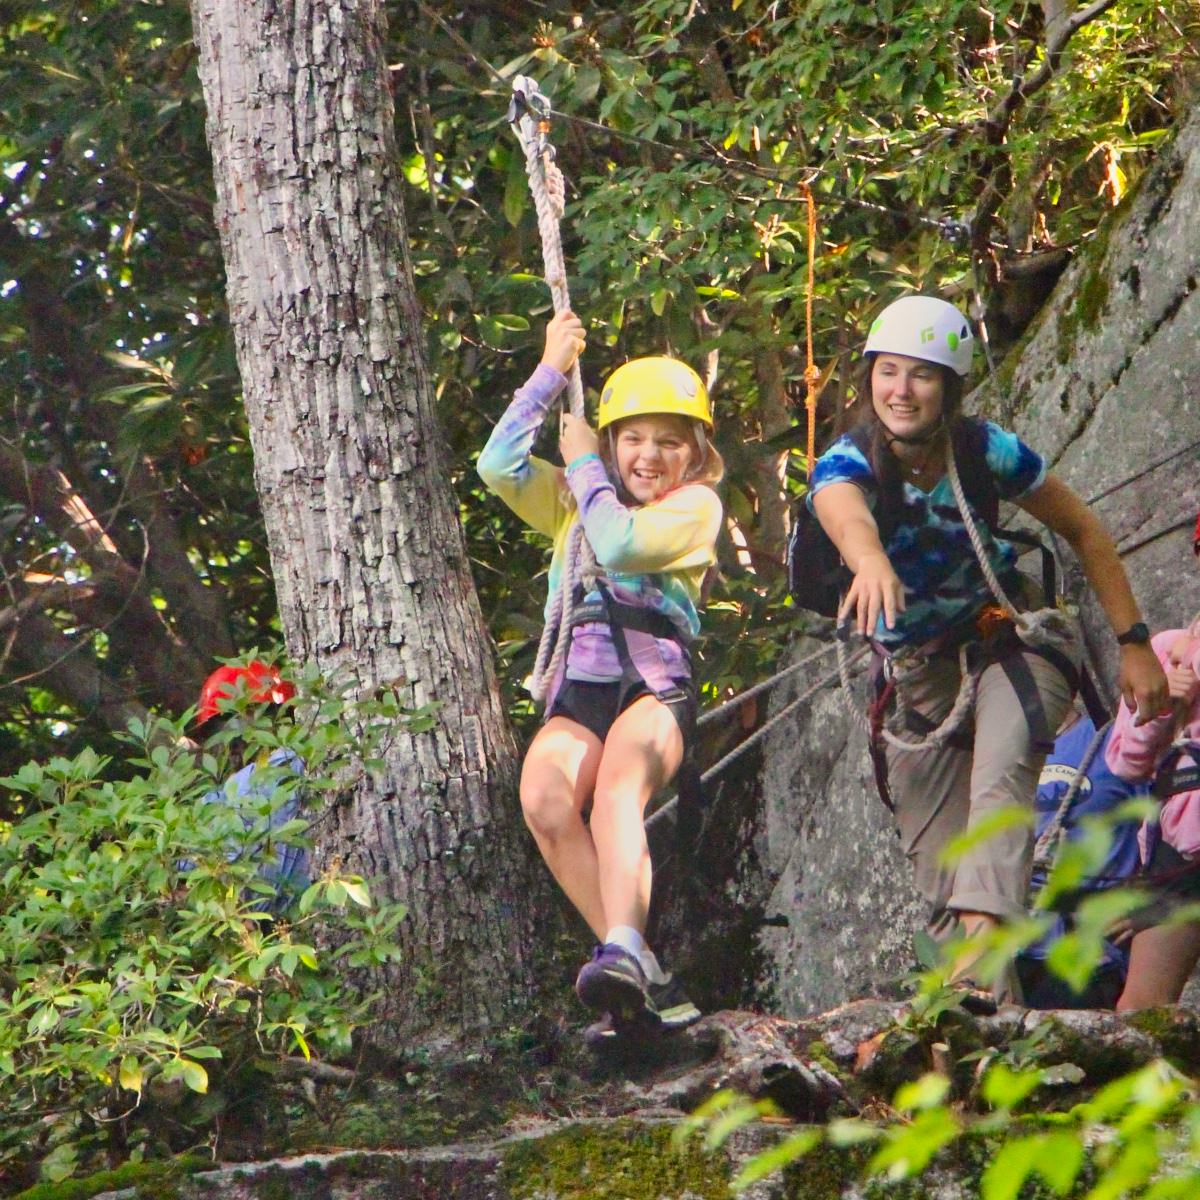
left=886, top=641, right=1078, bottom=951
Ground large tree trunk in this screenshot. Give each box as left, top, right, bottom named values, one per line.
left=189, top=0, right=549, bottom=1035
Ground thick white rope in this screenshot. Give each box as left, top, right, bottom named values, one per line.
left=511, top=77, right=597, bottom=701
left=511, top=76, right=584, bottom=418
left=944, top=437, right=1023, bottom=622
left=1031, top=718, right=1112, bottom=873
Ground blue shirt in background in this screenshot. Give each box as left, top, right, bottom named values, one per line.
left=1021, top=717, right=1145, bottom=974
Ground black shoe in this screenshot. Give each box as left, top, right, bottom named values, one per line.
left=583, top=1007, right=665, bottom=1050
left=646, top=973, right=701, bottom=1029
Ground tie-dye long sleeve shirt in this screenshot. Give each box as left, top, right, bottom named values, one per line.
left=806, top=420, right=1046, bottom=650
left=477, top=364, right=722, bottom=683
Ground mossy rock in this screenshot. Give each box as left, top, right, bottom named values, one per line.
left=10, top=1156, right=209, bottom=1200
left=498, top=1119, right=732, bottom=1200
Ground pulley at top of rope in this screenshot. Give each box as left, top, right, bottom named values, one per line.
left=507, top=77, right=555, bottom=163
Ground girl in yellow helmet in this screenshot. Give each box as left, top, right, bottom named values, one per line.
left=478, top=310, right=723, bottom=1040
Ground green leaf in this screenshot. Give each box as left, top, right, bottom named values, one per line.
left=981, top=1063, right=1044, bottom=1111
left=503, top=153, right=528, bottom=227
left=180, top=1059, right=209, bottom=1094
left=491, top=313, right=530, bottom=332
left=939, top=805, right=1032, bottom=865
left=119, top=1055, right=143, bottom=1094
left=894, top=1072, right=951, bottom=1113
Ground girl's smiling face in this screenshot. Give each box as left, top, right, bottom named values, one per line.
left=612, top=413, right=697, bottom=504
left=871, top=352, right=946, bottom=439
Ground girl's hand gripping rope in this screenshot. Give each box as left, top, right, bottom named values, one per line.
left=560, top=412, right=599, bottom=466
left=540, top=309, right=586, bottom=376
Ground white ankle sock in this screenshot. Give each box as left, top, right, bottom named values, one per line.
left=604, top=925, right=645, bottom=958
left=639, top=948, right=670, bottom=985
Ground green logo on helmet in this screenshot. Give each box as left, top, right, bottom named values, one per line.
left=919, top=326, right=935, bottom=343
left=870, top=318, right=883, bottom=334
left=946, top=332, right=960, bottom=350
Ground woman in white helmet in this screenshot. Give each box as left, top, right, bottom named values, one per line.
left=808, top=295, right=1166, bottom=1004
left=478, top=310, right=724, bottom=1040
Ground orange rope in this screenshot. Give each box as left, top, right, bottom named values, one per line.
left=800, top=181, right=823, bottom=480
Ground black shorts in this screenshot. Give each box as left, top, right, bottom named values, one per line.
left=1015, top=955, right=1125, bottom=1010
left=547, top=677, right=696, bottom=745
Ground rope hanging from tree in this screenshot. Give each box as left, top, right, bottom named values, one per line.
left=509, top=76, right=597, bottom=701
left=799, top=182, right=825, bottom=480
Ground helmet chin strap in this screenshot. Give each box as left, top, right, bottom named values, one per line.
left=881, top=413, right=947, bottom=449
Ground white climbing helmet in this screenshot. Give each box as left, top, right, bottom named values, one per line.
left=864, top=295, right=975, bottom=378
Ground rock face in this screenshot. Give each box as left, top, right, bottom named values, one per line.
left=754, top=103, right=1200, bottom=1018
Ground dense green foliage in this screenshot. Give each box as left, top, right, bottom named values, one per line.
left=3, top=0, right=1195, bottom=756
left=394, top=0, right=1198, bottom=725
left=0, top=669, right=410, bottom=1191
left=1, top=0, right=1199, bottom=1194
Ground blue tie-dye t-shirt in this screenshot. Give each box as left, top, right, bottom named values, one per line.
left=807, top=420, right=1046, bottom=650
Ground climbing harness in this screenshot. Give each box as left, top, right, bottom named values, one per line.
left=1153, top=738, right=1200, bottom=802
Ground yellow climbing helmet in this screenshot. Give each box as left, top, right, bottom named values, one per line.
left=596, top=356, right=712, bottom=431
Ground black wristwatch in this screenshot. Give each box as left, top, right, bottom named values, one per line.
left=1116, top=621, right=1150, bottom=646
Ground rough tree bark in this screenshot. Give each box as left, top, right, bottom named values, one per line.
left=189, top=0, right=550, bottom=1035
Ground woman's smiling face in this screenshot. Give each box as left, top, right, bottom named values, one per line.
left=871, top=352, right=946, bottom=440
left=612, top=414, right=696, bottom=504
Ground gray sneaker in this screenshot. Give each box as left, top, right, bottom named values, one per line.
left=581, top=975, right=701, bottom=1049
left=575, top=943, right=656, bottom=1025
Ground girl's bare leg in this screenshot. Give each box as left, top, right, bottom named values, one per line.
left=1116, top=920, right=1200, bottom=1010
left=589, top=695, right=684, bottom=935
left=519, top=717, right=605, bottom=938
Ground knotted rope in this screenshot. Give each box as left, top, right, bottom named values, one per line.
left=509, top=76, right=597, bottom=701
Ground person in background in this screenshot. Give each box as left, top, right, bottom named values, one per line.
left=194, top=661, right=310, bottom=911
left=1107, top=511, right=1200, bottom=1009
left=1017, top=706, right=1146, bottom=1009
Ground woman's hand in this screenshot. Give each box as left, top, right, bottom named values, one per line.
left=560, top=412, right=599, bottom=465
left=1119, top=642, right=1170, bottom=726
left=839, top=550, right=906, bottom=638
left=540, top=309, right=586, bottom=376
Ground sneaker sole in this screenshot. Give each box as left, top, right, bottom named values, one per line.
left=656, top=999, right=702, bottom=1029
left=576, top=965, right=658, bottom=1025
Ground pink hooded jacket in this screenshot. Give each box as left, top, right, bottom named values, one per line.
left=1105, top=627, right=1200, bottom=857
